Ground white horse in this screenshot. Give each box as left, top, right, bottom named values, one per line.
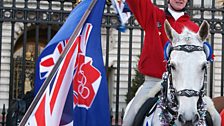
left=123, top=20, right=221, bottom=126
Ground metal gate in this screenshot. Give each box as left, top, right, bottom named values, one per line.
left=0, top=0, right=223, bottom=126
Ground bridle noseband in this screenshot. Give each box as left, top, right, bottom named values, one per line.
left=158, top=44, right=208, bottom=126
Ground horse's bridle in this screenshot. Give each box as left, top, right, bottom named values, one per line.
left=158, top=44, right=208, bottom=126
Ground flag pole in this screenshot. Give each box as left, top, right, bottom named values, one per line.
left=19, top=0, right=98, bottom=125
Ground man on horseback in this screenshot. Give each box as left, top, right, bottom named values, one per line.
left=123, top=0, right=220, bottom=125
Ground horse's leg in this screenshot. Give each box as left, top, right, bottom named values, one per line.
left=204, top=96, right=221, bottom=126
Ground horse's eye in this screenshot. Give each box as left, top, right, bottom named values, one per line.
left=201, top=62, right=208, bottom=70
left=170, top=63, right=176, bottom=70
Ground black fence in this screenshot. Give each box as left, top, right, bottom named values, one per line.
left=0, top=0, right=223, bottom=126
left=0, top=103, right=124, bottom=126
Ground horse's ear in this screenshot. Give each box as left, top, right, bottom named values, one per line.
left=164, top=20, right=178, bottom=42
left=198, top=20, right=209, bottom=41
left=164, top=20, right=173, bottom=40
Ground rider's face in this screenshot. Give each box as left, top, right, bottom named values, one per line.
left=169, top=0, right=188, bottom=11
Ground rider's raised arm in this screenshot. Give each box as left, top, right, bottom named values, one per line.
left=126, top=0, right=164, bottom=31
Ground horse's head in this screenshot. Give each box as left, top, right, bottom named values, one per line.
left=164, top=20, right=211, bottom=125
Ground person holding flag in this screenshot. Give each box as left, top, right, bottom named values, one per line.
left=19, top=0, right=110, bottom=126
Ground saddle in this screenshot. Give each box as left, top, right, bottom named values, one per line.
left=132, top=97, right=158, bottom=126
left=132, top=97, right=213, bottom=126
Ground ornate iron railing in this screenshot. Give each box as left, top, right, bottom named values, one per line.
left=0, top=0, right=223, bottom=126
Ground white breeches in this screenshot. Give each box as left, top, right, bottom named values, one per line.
left=122, top=76, right=162, bottom=126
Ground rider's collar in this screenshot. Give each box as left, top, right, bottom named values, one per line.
left=165, top=8, right=188, bottom=20
left=168, top=8, right=184, bottom=21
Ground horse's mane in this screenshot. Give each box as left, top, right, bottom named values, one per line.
left=182, top=28, right=197, bottom=36
left=173, top=27, right=203, bottom=46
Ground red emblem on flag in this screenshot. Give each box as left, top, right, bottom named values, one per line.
left=72, top=23, right=101, bottom=109
left=73, top=54, right=101, bottom=108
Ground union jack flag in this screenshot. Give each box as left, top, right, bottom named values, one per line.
left=25, top=0, right=110, bottom=126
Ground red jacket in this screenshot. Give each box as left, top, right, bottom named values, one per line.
left=221, top=109, right=224, bottom=126
left=126, top=0, right=199, bottom=78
